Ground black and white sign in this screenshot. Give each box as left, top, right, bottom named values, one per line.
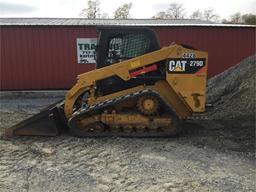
left=77, top=38, right=97, bottom=64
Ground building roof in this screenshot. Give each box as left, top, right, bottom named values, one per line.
left=0, top=18, right=255, bottom=27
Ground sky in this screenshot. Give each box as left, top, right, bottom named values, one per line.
left=0, top=0, right=255, bottom=20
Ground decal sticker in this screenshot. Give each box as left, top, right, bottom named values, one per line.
left=169, top=60, right=186, bottom=72
left=182, top=52, right=196, bottom=58
left=130, top=64, right=157, bottom=78
left=168, top=58, right=206, bottom=74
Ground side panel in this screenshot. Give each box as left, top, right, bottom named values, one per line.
left=166, top=48, right=208, bottom=112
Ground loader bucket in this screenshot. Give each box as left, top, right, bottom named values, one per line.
left=5, top=101, right=67, bottom=137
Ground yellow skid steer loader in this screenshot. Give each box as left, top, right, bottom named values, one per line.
left=5, top=27, right=208, bottom=137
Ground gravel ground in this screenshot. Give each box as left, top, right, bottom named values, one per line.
left=0, top=56, right=255, bottom=192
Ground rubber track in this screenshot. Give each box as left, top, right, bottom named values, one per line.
left=68, top=89, right=181, bottom=137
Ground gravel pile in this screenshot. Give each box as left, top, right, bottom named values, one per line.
left=206, top=55, right=255, bottom=120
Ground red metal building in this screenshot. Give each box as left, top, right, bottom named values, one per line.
left=0, top=18, right=255, bottom=90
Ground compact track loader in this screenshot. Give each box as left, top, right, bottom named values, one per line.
left=5, top=27, right=208, bottom=137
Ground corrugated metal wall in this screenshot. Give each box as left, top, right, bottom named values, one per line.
left=1, top=26, right=96, bottom=90
left=0, top=26, right=255, bottom=90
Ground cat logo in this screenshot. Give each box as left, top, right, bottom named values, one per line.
left=168, top=60, right=187, bottom=72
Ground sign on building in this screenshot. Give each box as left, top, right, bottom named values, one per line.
left=77, top=38, right=97, bottom=64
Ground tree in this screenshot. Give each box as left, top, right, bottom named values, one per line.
left=203, top=8, right=219, bottom=22
left=221, top=19, right=231, bottom=24
left=114, top=3, right=132, bottom=19
left=230, top=12, right=243, bottom=23
left=242, top=14, right=256, bottom=25
left=152, top=11, right=168, bottom=19
left=80, top=0, right=100, bottom=19
left=166, top=3, right=185, bottom=19
left=222, top=13, right=256, bottom=25
left=190, top=10, right=203, bottom=20
left=152, top=2, right=185, bottom=19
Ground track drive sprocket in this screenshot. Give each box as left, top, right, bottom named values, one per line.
left=136, top=95, right=159, bottom=115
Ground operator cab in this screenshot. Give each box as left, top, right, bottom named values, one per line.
left=95, top=27, right=165, bottom=95
left=96, top=26, right=161, bottom=68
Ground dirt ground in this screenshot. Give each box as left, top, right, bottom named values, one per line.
left=0, top=56, right=255, bottom=192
